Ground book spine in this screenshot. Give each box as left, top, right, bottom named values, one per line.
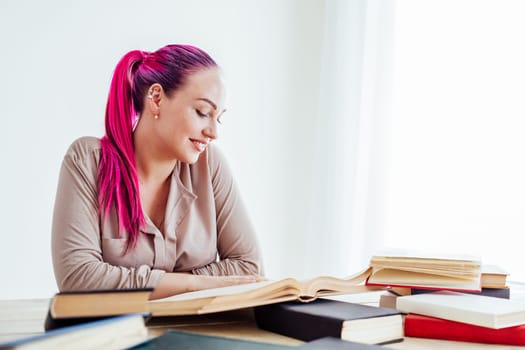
left=254, top=304, right=342, bottom=341
left=404, top=314, right=525, bottom=346
left=410, top=287, right=510, bottom=299
left=44, top=309, right=111, bottom=331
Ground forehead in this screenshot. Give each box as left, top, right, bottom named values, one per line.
left=178, top=68, right=225, bottom=103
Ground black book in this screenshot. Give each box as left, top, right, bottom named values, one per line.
left=254, top=299, right=403, bottom=345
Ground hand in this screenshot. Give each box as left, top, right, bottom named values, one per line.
left=187, top=274, right=259, bottom=291
left=150, top=273, right=261, bottom=299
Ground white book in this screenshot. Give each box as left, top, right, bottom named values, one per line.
left=396, top=291, right=525, bottom=329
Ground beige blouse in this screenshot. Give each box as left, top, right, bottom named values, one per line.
left=52, top=137, right=262, bottom=291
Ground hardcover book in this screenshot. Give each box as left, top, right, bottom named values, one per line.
left=396, top=291, right=525, bottom=329
left=404, top=313, right=525, bottom=346
left=45, top=288, right=153, bottom=330
left=254, top=299, right=404, bottom=345
left=128, top=329, right=296, bottom=349
left=48, top=288, right=152, bottom=319
left=1, top=314, right=148, bottom=350
left=411, top=287, right=510, bottom=299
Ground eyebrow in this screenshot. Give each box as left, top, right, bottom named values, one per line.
left=196, top=98, right=217, bottom=110
left=196, top=98, right=227, bottom=115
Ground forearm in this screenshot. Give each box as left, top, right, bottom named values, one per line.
left=149, top=272, right=258, bottom=300
left=191, top=257, right=262, bottom=276
left=55, top=257, right=165, bottom=291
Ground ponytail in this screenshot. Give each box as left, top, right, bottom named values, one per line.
left=98, top=51, right=145, bottom=247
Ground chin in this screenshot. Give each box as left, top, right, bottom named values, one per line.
left=182, top=153, right=201, bottom=164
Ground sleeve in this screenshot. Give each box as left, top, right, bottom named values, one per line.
left=191, top=145, right=264, bottom=276
left=51, top=138, right=165, bottom=291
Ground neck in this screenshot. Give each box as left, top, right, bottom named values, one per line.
left=133, top=121, right=176, bottom=184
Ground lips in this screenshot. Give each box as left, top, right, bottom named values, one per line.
left=190, top=139, right=208, bottom=152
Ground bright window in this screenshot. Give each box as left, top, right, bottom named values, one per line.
left=384, top=0, right=525, bottom=281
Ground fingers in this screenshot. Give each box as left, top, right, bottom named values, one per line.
left=219, top=275, right=258, bottom=285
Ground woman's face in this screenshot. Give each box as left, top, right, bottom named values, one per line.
left=154, top=68, right=226, bottom=164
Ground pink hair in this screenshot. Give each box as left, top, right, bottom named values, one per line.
left=98, top=45, right=217, bottom=248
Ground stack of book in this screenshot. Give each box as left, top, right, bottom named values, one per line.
left=396, top=291, right=525, bottom=346
left=366, top=249, right=525, bottom=345
left=367, top=249, right=509, bottom=297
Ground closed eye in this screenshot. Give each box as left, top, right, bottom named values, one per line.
left=195, top=109, right=207, bottom=118
left=196, top=109, right=222, bottom=124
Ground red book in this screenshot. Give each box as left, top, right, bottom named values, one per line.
left=405, top=313, right=525, bottom=346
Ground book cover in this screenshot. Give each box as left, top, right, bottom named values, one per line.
left=396, top=291, right=525, bottom=329
left=1, top=314, right=148, bottom=350
left=411, top=287, right=510, bottom=299
left=128, top=329, right=295, bottom=349
left=404, top=313, right=525, bottom=345
left=254, top=299, right=403, bottom=345
left=49, top=288, right=152, bottom=319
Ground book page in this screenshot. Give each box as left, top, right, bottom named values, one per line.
left=299, top=267, right=373, bottom=297
left=368, top=269, right=480, bottom=291
left=151, top=280, right=282, bottom=303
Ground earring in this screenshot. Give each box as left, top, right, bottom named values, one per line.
left=154, top=115, right=159, bottom=120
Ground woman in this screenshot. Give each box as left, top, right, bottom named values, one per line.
left=52, top=45, right=262, bottom=299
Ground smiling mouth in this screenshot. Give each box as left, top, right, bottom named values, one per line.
left=190, top=139, right=208, bottom=152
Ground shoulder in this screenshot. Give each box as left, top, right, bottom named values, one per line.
left=64, top=136, right=101, bottom=162
left=62, top=136, right=102, bottom=176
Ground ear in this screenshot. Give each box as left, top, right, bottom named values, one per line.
left=145, top=83, right=163, bottom=114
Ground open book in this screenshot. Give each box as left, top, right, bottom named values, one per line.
left=48, top=268, right=376, bottom=322
left=149, top=268, right=376, bottom=316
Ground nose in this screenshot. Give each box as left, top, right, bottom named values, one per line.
left=203, top=121, right=218, bottom=141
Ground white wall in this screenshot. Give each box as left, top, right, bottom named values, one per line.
left=0, top=0, right=326, bottom=299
